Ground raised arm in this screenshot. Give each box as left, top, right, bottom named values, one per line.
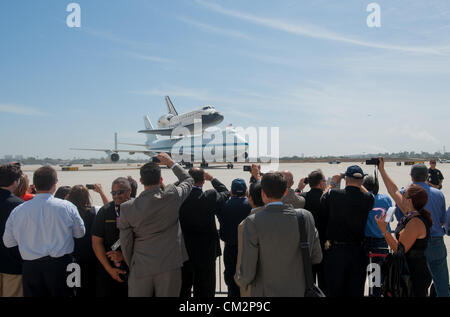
left=205, top=172, right=230, bottom=206
left=157, top=153, right=193, bottom=202
left=93, top=183, right=110, bottom=206
left=377, top=157, right=408, bottom=214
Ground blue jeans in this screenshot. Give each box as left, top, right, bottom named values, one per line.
left=425, top=237, right=450, bottom=297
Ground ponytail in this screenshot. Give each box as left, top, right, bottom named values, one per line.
left=418, top=209, right=433, bottom=227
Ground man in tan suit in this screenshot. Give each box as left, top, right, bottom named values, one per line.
left=281, top=170, right=305, bottom=208
left=237, top=172, right=322, bottom=297
left=119, top=153, right=193, bottom=297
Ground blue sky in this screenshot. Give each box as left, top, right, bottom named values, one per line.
left=1, top=0, right=449, bottom=159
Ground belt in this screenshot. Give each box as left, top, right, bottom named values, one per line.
left=28, top=254, right=71, bottom=262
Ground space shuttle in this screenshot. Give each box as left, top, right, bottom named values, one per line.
left=138, top=96, right=224, bottom=136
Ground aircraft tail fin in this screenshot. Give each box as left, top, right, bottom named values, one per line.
left=165, top=96, right=178, bottom=116
left=143, top=115, right=158, bottom=141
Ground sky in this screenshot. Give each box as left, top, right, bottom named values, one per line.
left=1, top=0, right=450, bottom=159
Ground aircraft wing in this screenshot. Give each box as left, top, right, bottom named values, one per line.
left=69, top=148, right=164, bottom=155
left=138, top=128, right=173, bottom=136
left=118, top=142, right=148, bottom=147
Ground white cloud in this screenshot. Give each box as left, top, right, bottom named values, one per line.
left=0, top=104, right=47, bottom=116
left=195, top=0, right=450, bottom=55
left=177, top=16, right=251, bottom=40
left=83, top=27, right=154, bottom=50
left=128, top=52, right=173, bottom=64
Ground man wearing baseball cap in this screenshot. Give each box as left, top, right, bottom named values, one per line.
left=394, top=163, right=449, bottom=297
left=319, top=165, right=374, bottom=296
left=217, top=178, right=251, bottom=297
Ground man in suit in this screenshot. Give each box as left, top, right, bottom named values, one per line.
left=237, top=172, right=322, bottom=297
left=119, top=153, right=193, bottom=297
left=179, top=168, right=230, bottom=298
left=0, top=164, right=24, bottom=297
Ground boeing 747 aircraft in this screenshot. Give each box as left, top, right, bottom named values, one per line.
left=71, top=115, right=248, bottom=169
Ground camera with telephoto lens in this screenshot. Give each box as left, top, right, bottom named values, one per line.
left=366, top=158, right=380, bottom=166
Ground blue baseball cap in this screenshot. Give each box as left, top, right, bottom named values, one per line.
left=345, top=165, right=366, bottom=179
left=231, top=178, right=247, bottom=195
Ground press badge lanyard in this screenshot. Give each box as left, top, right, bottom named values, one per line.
left=115, top=206, right=120, bottom=229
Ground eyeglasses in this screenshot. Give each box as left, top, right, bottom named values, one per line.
left=111, top=189, right=129, bottom=196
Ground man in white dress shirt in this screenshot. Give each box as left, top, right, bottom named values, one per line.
left=3, top=166, right=85, bottom=296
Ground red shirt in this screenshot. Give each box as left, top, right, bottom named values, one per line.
left=20, top=193, right=34, bottom=201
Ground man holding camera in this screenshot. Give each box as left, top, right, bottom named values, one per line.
left=319, top=165, right=374, bottom=297
left=178, top=168, right=230, bottom=298
left=119, top=153, right=193, bottom=297
left=281, top=170, right=305, bottom=209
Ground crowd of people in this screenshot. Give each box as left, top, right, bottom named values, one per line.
left=0, top=155, right=449, bottom=297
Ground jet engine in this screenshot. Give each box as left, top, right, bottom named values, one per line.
left=110, top=152, right=120, bottom=162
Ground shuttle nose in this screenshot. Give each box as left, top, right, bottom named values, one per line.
left=215, top=112, right=224, bottom=123
left=203, top=112, right=224, bottom=125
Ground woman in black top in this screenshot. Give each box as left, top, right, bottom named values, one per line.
left=376, top=157, right=432, bottom=297
left=66, top=185, right=97, bottom=297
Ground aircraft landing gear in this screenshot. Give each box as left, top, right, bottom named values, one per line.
left=183, top=162, right=193, bottom=168
left=227, top=163, right=234, bottom=169
left=200, top=161, right=209, bottom=168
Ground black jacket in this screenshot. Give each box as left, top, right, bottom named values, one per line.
left=179, top=179, right=230, bottom=265
left=319, top=186, right=374, bottom=244
left=0, top=189, right=24, bottom=274
left=301, top=188, right=325, bottom=245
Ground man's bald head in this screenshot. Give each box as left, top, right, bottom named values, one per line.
left=281, top=171, right=294, bottom=188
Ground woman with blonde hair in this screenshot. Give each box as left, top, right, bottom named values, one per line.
left=13, top=174, right=34, bottom=201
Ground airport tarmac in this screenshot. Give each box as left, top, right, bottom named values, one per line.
left=21, top=161, right=450, bottom=296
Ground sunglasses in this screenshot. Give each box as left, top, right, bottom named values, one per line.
left=111, top=189, right=129, bottom=196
